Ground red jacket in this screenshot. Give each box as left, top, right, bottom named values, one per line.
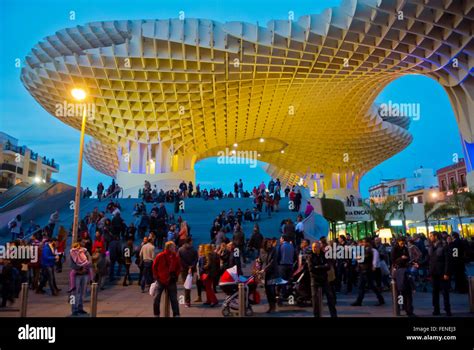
left=152, top=250, right=182, bottom=285
left=92, top=237, right=105, bottom=254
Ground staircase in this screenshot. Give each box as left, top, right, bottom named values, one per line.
left=27, top=196, right=298, bottom=245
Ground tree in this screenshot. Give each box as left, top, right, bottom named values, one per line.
left=440, top=183, right=474, bottom=236
left=430, top=204, right=452, bottom=231
left=423, top=201, right=436, bottom=235
left=364, top=197, right=397, bottom=230
left=391, top=199, right=413, bottom=235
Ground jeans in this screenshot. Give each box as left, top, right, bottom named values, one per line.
left=278, top=265, right=293, bottom=299
left=109, top=259, right=122, bottom=280
left=398, top=290, right=414, bottom=315
left=265, top=278, right=276, bottom=305
left=123, top=264, right=132, bottom=285
left=265, top=205, right=272, bottom=217
left=72, top=274, right=88, bottom=314
left=355, top=270, right=384, bottom=304
left=432, top=274, right=451, bottom=313
left=39, top=266, right=58, bottom=292
left=311, top=280, right=337, bottom=317
left=153, top=280, right=180, bottom=316
left=141, top=261, right=153, bottom=291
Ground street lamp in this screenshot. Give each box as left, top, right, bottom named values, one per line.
left=71, top=88, right=88, bottom=244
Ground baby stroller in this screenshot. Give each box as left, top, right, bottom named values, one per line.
left=219, top=265, right=260, bottom=317
left=288, top=265, right=312, bottom=306
left=269, top=265, right=311, bottom=306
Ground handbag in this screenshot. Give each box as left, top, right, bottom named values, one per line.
left=184, top=273, right=193, bottom=290
left=149, top=280, right=158, bottom=297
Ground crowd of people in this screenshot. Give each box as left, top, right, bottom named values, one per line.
left=2, top=177, right=474, bottom=318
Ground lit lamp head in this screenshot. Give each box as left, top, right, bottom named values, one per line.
left=71, top=88, right=87, bottom=101
left=377, top=228, right=393, bottom=244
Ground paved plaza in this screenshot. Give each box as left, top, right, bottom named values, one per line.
left=1, top=263, right=473, bottom=318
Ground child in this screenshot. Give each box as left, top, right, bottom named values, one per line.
left=69, top=243, right=92, bottom=293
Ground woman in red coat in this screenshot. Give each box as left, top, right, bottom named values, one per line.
left=152, top=241, right=181, bottom=317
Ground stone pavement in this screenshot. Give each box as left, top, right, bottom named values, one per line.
left=1, top=263, right=473, bottom=318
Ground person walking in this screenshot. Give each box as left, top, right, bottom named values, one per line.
left=37, top=239, right=60, bottom=296
left=152, top=241, right=182, bottom=317
left=351, top=238, right=385, bottom=306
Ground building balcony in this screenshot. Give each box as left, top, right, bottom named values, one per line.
left=3, top=142, right=59, bottom=170
left=0, top=163, right=23, bottom=174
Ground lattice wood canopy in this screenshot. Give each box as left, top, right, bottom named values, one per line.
left=21, top=0, right=473, bottom=183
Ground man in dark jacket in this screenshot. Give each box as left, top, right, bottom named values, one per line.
left=259, top=239, right=278, bottom=313
left=108, top=236, right=123, bottom=281
left=449, top=232, right=468, bottom=293
left=232, top=227, right=245, bottom=262
left=391, top=238, right=409, bottom=266
left=248, top=226, right=264, bottom=258
left=178, top=238, right=198, bottom=307
left=306, top=241, right=337, bottom=317
left=351, top=238, right=385, bottom=306
left=111, top=212, right=124, bottom=238
left=428, top=232, right=452, bottom=316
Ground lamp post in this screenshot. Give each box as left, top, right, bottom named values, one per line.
left=71, top=88, right=87, bottom=244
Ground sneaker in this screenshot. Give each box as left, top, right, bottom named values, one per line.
left=184, top=303, right=191, bottom=308
left=351, top=302, right=362, bottom=306
left=77, top=310, right=88, bottom=315
left=193, top=297, right=202, bottom=303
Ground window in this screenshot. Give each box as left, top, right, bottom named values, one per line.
left=388, top=185, right=401, bottom=195
left=450, top=177, right=455, bottom=186
left=460, top=174, right=466, bottom=187
left=441, top=179, right=446, bottom=191
left=418, top=195, right=423, bottom=204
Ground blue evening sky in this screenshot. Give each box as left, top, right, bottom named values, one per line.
left=0, top=0, right=463, bottom=196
